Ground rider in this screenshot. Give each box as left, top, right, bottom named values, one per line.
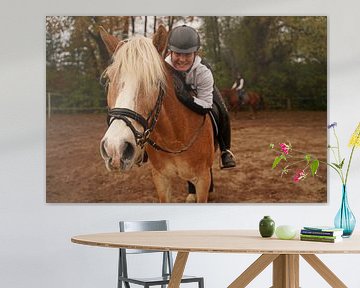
left=165, top=25, right=236, bottom=170
left=231, top=72, right=246, bottom=104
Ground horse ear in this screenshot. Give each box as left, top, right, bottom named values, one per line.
left=99, top=26, right=121, bottom=56
left=152, top=25, right=168, bottom=57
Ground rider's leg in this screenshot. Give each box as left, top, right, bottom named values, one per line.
left=213, top=86, right=236, bottom=169
left=237, top=89, right=243, bottom=104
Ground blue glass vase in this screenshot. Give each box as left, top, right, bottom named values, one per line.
left=334, top=185, right=356, bottom=237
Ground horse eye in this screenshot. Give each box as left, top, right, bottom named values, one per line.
left=103, top=79, right=111, bottom=91
left=100, top=73, right=111, bottom=86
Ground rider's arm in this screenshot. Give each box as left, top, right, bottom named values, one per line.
left=192, top=65, right=214, bottom=109
left=178, top=93, right=211, bottom=115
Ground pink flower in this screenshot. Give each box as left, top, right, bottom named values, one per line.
left=279, top=143, right=290, bottom=155
left=293, top=170, right=306, bottom=183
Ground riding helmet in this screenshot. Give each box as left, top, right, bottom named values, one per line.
left=168, top=25, right=200, bottom=53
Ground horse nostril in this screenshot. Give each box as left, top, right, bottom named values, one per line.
left=122, top=141, right=134, bottom=161
left=100, top=139, right=108, bottom=159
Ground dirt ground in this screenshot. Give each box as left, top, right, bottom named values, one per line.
left=46, top=110, right=327, bottom=203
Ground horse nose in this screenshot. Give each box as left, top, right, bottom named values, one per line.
left=100, top=139, right=109, bottom=159
left=122, top=141, right=135, bottom=161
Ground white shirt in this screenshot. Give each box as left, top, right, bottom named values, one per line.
left=231, top=78, right=244, bottom=91
left=165, top=55, right=214, bottom=109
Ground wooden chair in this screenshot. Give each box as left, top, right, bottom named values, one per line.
left=118, top=220, right=204, bottom=288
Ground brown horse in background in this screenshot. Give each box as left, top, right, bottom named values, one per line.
left=221, top=88, right=264, bottom=119
left=99, top=26, right=215, bottom=203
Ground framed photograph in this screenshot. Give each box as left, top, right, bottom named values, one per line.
left=46, top=16, right=327, bottom=203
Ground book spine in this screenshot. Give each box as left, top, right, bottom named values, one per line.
left=300, top=229, right=336, bottom=236
left=300, top=234, right=337, bottom=240
left=300, top=236, right=338, bottom=243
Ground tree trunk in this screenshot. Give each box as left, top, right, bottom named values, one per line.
left=168, top=16, right=174, bottom=31
left=122, top=16, right=129, bottom=38
left=131, top=16, right=135, bottom=35
left=144, top=16, right=147, bottom=36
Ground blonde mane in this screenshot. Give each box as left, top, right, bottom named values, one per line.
left=105, top=36, right=167, bottom=99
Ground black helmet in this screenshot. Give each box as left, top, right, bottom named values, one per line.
left=168, top=25, right=200, bottom=53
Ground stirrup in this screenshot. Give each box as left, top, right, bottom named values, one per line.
left=221, top=149, right=235, bottom=158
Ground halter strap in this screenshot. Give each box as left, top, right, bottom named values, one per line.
left=106, top=81, right=206, bottom=155
left=107, top=86, right=165, bottom=148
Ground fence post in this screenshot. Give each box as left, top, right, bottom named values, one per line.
left=47, top=92, right=51, bottom=120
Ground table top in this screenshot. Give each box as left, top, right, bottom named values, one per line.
left=71, top=230, right=360, bottom=254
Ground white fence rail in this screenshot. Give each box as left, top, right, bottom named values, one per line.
left=46, top=92, right=106, bottom=120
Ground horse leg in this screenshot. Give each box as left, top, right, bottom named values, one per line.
left=185, top=182, right=197, bottom=203
left=195, top=169, right=211, bottom=203
left=249, top=105, right=256, bottom=120
left=186, top=169, right=214, bottom=203
left=208, top=168, right=215, bottom=202
left=151, top=169, right=171, bottom=203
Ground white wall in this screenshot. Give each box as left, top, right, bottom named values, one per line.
left=1, top=1, right=360, bottom=287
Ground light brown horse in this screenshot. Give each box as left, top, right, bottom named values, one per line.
left=221, top=88, right=263, bottom=119
left=99, top=26, right=215, bottom=203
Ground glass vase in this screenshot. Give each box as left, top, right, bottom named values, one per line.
left=334, top=185, right=356, bottom=237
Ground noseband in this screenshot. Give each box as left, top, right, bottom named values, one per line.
left=107, top=85, right=206, bottom=154
left=107, top=86, right=165, bottom=149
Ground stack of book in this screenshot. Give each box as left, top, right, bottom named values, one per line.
left=300, top=226, right=344, bottom=243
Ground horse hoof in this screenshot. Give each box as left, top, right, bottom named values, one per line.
left=185, top=194, right=197, bottom=203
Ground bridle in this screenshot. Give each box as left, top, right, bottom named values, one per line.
left=107, top=85, right=165, bottom=149
left=106, top=85, right=206, bottom=154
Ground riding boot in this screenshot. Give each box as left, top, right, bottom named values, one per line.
left=212, top=86, right=236, bottom=169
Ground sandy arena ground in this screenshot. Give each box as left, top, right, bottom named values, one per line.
left=46, top=110, right=327, bottom=203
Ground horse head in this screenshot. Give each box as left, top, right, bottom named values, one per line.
left=99, top=26, right=168, bottom=171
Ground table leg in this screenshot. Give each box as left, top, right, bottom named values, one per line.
left=228, top=254, right=279, bottom=288
left=301, top=254, right=347, bottom=288
left=272, top=254, right=299, bottom=288
left=168, top=251, right=189, bottom=288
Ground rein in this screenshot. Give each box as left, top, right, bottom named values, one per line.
left=107, top=85, right=206, bottom=154
left=147, top=114, right=206, bottom=154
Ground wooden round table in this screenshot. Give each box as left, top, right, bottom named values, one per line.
left=72, top=230, right=360, bottom=287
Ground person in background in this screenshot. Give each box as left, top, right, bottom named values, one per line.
left=232, top=72, right=246, bottom=104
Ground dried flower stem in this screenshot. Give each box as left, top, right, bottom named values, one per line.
left=345, top=127, right=360, bottom=185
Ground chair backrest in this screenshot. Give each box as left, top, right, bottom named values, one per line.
left=118, top=220, right=174, bottom=283
left=120, top=220, right=168, bottom=254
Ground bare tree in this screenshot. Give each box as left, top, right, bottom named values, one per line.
left=168, top=16, right=174, bottom=31
left=131, top=16, right=135, bottom=35
left=144, top=16, right=147, bottom=36
left=154, top=16, right=157, bottom=33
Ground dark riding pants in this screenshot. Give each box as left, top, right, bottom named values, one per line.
left=188, top=86, right=231, bottom=195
